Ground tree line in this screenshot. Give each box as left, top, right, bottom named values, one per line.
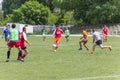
left=0, top=0, right=120, bottom=25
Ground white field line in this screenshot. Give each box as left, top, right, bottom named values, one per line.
left=66, top=75, right=120, bottom=80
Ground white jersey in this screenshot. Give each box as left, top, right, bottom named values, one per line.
left=92, top=31, right=101, bottom=41
left=23, top=32, right=27, bottom=41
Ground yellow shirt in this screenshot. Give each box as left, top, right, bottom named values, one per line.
left=82, top=30, right=88, bottom=41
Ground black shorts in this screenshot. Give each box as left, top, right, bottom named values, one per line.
left=95, top=40, right=102, bottom=45
left=21, top=47, right=27, bottom=50
left=65, top=35, right=69, bottom=38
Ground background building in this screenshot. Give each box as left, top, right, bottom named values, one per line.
left=0, top=0, right=3, bottom=10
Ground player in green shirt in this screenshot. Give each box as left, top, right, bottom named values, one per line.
left=6, top=24, right=23, bottom=62
left=65, top=27, right=70, bottom=42
left=41, top=26, right=47, bottom=41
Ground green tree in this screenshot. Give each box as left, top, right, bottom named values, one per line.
left=0, top=10, right=3, bottom=21
left=12, top=1, right=51, bottom=25
left=37, top=0, right=55, bottom=12
left=2, top=0, right=27, bottom=17
left=111, top=0, right=120, bottom=23
left=57, top=0, right=120, bottom=24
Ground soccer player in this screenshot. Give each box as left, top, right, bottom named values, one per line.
left=78, top=27, right=89, bottom=51
left=53, top=23, right=64, bottom=52
left=6, top=23, right=23, bottom=62
left=91, top=29, right=112, bottom=54
left=65, top=27, right=70, bottom=42
left=102, top=25, right=109, bottom=42
left=17, top=26, right=31, bottom=61
left=2, top=25, right=10, bottom=45
left=41, top=26, right=47, bottom=41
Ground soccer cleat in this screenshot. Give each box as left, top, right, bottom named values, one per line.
left=19, top=58, right=24, bottom=62
left=54, top=50, right=56, bottom=52
left=6, top=59, right=10, bottom=62
left=91, top=51, right=94, bottom=54
left=109, top=46, right=112, bottom=51
left=17, top=58, right=20, bottom=60
left=86, top=48, right=89, bottom=51
left=78, top=48, right=82, bottom=50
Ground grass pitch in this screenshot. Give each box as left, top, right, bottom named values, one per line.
left=0, top=35, right=120, bottom=80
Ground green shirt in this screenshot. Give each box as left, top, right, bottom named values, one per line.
left=41, top=29, right=46, bottom=34
left=65, top=30, right=70, bottom=36
left=9, top=29, right=19, bottom=41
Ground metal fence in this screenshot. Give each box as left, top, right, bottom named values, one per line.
left=1, top=24, right=120, bottom=35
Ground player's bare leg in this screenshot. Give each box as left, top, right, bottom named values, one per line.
left=99, top=45, right=112, bottom=51
left=83, top=42, right=89, bottom=51
left=79, top=39, right=84, bottom=50
left=91, top=43, right=97, bottom=54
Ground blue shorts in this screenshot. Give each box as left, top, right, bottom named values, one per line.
left=96, top=40, right=102, bottom=45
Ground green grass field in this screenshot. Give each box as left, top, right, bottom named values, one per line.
left=0, top=35, right=120, bottom=80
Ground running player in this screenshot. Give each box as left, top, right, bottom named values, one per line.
left=91, top=29, right=112, bottom=54
left=53, top=23, right=64, bottom=52
left=17, top=26, right=31, bottom=61
left=78, top=27, right=89, bottom=50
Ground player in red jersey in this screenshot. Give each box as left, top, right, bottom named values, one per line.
left=53, top=23, right=64, bottom=52
left=18, top=26, right=31, bottom=61
left=102, top=25, right=109, bottom=42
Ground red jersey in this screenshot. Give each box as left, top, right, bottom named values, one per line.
left=20, top=32, right=27, bottom=48
left=53, top=28, right=63, bottom=38
left=103, top=27, right=108, bottom=35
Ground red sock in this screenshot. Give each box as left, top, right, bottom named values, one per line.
left=55, top=45, right=58, bottom=50
left=22, top=52, right=27, bottom=59
left=18, top=52, right=20, bottom=59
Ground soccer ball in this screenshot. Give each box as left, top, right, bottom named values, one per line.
left=53, top=44, right=56, bottom=47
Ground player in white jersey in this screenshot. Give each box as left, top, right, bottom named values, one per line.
left=91, top=29, right=112, bottom=54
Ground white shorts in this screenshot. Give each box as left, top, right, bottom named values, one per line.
left=42, top=34, right=46, bottom=36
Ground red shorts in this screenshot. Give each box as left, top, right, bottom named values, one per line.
left=103, top=32, right=108, bottom=35
left=8, top=41, right=20, bottom=48
left=20, top=42, right=26, bottom=49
